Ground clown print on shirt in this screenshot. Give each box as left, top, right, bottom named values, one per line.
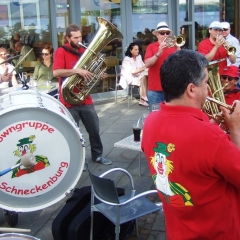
left=149, top=142, right=193, bottom=207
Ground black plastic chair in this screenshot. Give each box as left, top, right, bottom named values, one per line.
left=88, top=168, right=161, bottom=240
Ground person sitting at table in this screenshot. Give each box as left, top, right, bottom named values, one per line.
left=120, top=42, right=148, bottom=106
left=15, top=41, right=36, bottom=63
left=33, top=44, right=57, bottom=84
left=0, top=47, right=18, bottom=88
left=220, top=65, right=240, bottom=105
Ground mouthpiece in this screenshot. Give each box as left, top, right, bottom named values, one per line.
left=78, top=42, right=87, bottom=49
left=78, top=41, right=96, bottom=55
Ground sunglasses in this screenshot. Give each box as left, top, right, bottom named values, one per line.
left=159, top=31, right=170, bottom=35
left=41, top=53, right=50, bottom=56
left=222, top=28, right=229, bottom=31
left=221, top=76, right=238, bottom=81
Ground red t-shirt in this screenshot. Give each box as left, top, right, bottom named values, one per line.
left=198, top=38, right=228, bottom=72
left=53, top=43, right=93, bottom=108
left=141, top=103, right=240, bottom=239
left=144, top=42, right=177, bottom=91
left=225, top=86, right=240, bottom=105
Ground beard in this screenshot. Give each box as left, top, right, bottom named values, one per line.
left=69, top=40, right=80, bottom=49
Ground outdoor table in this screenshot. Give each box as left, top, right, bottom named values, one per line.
left=0, top=83, right=58, bottom=96
left=114, top=134, right=143, bottom=176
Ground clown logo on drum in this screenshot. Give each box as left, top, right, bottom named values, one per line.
left=12, top=135, right=50, bottom=178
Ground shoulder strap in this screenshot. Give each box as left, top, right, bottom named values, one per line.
left=60, top=46, right=83, bottom=57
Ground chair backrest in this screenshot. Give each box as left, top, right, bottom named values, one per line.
left=105, top=56, right=119, bottom=68
left=22, top=60, right=39, bottom=68
left=89, top=170, right=120, bottom=204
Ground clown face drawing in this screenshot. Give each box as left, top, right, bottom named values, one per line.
left=150, top=142, right=193, bottom=207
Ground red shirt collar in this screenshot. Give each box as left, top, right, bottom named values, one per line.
left=160, top=102, right=209, bottom=121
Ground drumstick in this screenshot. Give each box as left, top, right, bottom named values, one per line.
left=0, top=154, right=36, bottom=176
left=0, top=163, right=21, bottom=176
left=0, top=227, right=31, bottom=233
left=9, top=48, right=34, bottom=74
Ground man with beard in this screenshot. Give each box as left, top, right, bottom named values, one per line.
left=53, top=24, right=112, bottom=166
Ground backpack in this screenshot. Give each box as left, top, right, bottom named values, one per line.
left=52, top=186, right=135, bottom=240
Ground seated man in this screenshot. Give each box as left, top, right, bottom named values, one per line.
left=220, top=65, right=240, bottom=105
left=15, top=41, right=36, bottom=63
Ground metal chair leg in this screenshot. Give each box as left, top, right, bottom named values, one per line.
left=138, top=152, right=141, bottom=177
left=135, top=219, right=139, bottom=236
left=115, top=207, right=120, bottom=240
left=127, top=86, right=130, bottom=108
left=90, top=187, right=95, bottom=240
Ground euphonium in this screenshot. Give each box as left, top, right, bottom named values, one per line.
left=203, top=59, right=234, bottom=132
left=164, top=34, right=185, bottom=48
left=62, top=17, right=123, bottom=105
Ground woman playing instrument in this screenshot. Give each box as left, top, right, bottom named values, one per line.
left=0, top=47, right=18, bottom=88
left=120, top=43, right=148, bottom=106
left=33, top=44, right=57, bottom=84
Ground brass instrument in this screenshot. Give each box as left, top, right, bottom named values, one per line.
left=164, top=34, right=185, bottom=48
left=217, top=34, right=236, bottom=55
left=62, top=17, right=123, bottom=105
left=203, top=58, right=234, bottom=131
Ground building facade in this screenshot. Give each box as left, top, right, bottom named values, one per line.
left=0, top=0, right=239, bottom=95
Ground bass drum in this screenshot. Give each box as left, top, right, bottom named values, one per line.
left=0, top=233, right=40, bottom=239
left=0, top=90, right=85, bottom=212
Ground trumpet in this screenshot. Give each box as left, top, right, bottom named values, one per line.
left=164, top=34, right=185, bottom=48
left=217, top=34, right=236, bottom=55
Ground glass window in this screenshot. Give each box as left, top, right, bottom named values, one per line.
left=132, top=0, right=168, bottom=57
left=0, top=0, right=52, bottom=59
left=56, top=0, right=70, bottom=29
left=79, top=0, right=123, bottom=94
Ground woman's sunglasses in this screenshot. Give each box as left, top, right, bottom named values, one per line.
left=41, top=53, right=50, bottom=56
left=159, top=31, right=170, bottom=36
left=221, top=75, right=238, bottom=81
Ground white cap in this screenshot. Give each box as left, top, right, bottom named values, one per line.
left=208, top=21, right=223, bottom=30
left=221, top=22, right=230, bottom=29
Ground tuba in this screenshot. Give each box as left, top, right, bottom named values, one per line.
left=164, top=34, right=185, bottom=48
left=203, top=59, right=234, bottom=132
left=62, top=17, right=123, bottom=105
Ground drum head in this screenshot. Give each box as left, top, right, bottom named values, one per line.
left=0, top=233, right=39, bottom=239
left=0, top=94, right=85, bottom=212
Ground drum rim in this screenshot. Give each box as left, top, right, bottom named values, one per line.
left=0, top=232, right=40, bottom=239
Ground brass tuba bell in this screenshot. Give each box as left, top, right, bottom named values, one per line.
left=62, top=17, right=123, bottom=105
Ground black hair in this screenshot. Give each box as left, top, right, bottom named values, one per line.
left=124, top=43, right=139, bottom=57
left=160, top=49, right=209, bottom=102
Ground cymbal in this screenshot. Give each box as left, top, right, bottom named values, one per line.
left=0, top=55, right=21, bottom=65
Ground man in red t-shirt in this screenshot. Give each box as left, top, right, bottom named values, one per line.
left=220, top=65, right=240, bottom=105
left=53, top=24, right=112, bottom=166
left=142, top=49, right=240, bottom=239
left=198, top=21, right=236, bottom=73
left=144, top=22, right=180, bottom=111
